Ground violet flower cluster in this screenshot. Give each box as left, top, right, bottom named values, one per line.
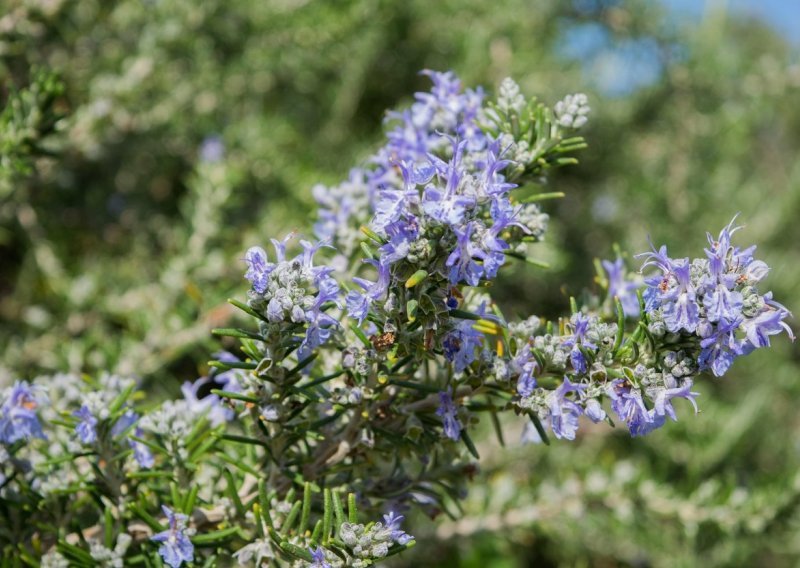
left=641, top=217, right=793, bottom=376
left=1, top=71, right=793, bottom=567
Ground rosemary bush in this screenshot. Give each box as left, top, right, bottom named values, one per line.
left=0, top=71, right=793, bottom=567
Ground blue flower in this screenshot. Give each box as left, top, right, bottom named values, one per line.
left=742, top=301, right=795, bottom=350
left=73, top=405, right=98, bottom=445
left=652, top=380, right=700, bottom=423
left=436, top=392, right=462, bottom=441
left=373, top=188, right=420, bottom=233
left=378, top=220, right=419, bottom=264
left=561, top=313, right=598, bottom=374
left=422, top=185, right=475, bottom=226
left=130, top=427, right=155, bottom=469
left=309, top=546, right=331, bottom=568
left=584, top=398, right=607, bottom=423
left=699, top=317, right=744, bottom=377
left=480, top=139, right=516, bottom=197
left=513, top=344, right=538, bottom=398
left=546, top=377, right=585, bottom=440
left=243, top=246, right=274, bottom=294
left=446, top=222, right=484, bottom=286
left=199, top=135, right=224, bottom=163
left=443, top=320, right=485, bottom=374
left=661, top=260, right=700, bottom=333
left=606, top=380, right=653, bottom=437
left=382, top=511, right=413, bottom=545
left=0, top=381, right=46, bottom=444
left=151, top=506, right=194, bottom=568
left=347, top=260, right=391, bottom=324
left=602, top=257, right=640, bottom=317
left=110, top=410, right=153, bottom=468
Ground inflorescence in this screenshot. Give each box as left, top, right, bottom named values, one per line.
left=1, top=71, right=792, bottom=566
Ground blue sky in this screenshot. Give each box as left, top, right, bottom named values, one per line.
left=560, top=0, right=800, bottom=96
left=666, top=0, right=800, bottom=45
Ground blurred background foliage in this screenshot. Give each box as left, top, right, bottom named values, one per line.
left=1, top=0, right=799, bottom=565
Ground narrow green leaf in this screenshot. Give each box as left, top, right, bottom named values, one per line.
left=104, top=507, right=114, bottom=549
left=211, top=328, right=263, bottom=341
left=490, top=411, right=505, bottom=447
left=282, top=501, right=302, bottom=536
left=208, top=360, right=256, bottom=371
left=129, top=504, right=165, bottom=532
left=613, top=296, right=625, bottom=355
left=360, top=225, right=387, bottom=244
left=210, top=389, right=259, bottom=404
left=310, top=519, right=323, bottom=545
left=191, top=526, right=240, bottom=545
left=228, top=298, right=267, bottom=321
left=388, top=379, right=440, bottom=394
left=349, top=323, right=371, bottom=348
left=519, top=191, right=565, bottom=203
left=299, top=482, right=312, bottom=536
left=279, top=541, right=314, bottom=562
left=529, top=412, right=550, bottom=446
left=460, top=429, right=480, bottom=459
left=108, top=382, right=136, bottom=416
left=287, top=353, right=318, bottom=377
left=258, top=480, right=274, bottom=530
left=322, top=488, right=333, bottom=544
left=331, top=491, right=345, bottom=528
left=219, top=433, right=267, bottom=447
left=360, top=242, right=377, bottom=259
left=183, top=485, right=199, bottom=515
left=503, top=251, right=550, bottom=269
left=448, top=309, right=482, bottom=321
left=347, top=493, right=358, bottom=524
left=223, top=469, right=245, bottom=516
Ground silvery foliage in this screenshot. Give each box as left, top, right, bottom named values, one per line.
left=0, top=72, right=792, bottom=565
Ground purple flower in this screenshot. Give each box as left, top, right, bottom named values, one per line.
left=436, top=392, right=462, bottom=441
left=73, top=405, right=98, bottom=445
left=111, top=409, right=138, bottom=437
left=383, top=511, right=413, bottom=545
left=130, top=427, right=155, bottom=469
left=373, top=188, right=420, bottom=232
left=584, top=398, right=607, bottom=423
left=699, top=317, right=744, bottom=377
left=299, top=315, right=337, bottom=360
left=110, top=410, right=153, bottom=468
left=244, top=246, right=273, bottom=294
left=347, top=260, right=391, bottom=324
left=513, top=344, right=538, bottom=398
left=602, top=257, right=641, bottom=317
left=379, top=220, right=419, bottom=264
left=637, top=238, right=674, bottom=274
left=652, top=380, right=700, bottom=423
left=181, top=378, right=233, bottom=426
left=561, top=313, right=598, bottom=374
left=199, top=135, right=224, bottom=163
left=546, top=377, right=585, bottom=440
left=480, top=139, right=516, bottom=197
left=309, top=546, right=331, bottom=568
left=661, top=260, right=700, bottom=333
left=0, top=381, right=46, bottom=444
left=606, top=380, right=653, bottom=437
left=422, top=185, right=475, bottom=226
left=151, top=506, right=194, bottom=568
left=443, top=320, right=485, bottom=374
left=446, top=222, right=484, bottom=286
left=742, top=304, right=795, bottom=350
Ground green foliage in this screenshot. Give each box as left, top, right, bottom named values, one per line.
left=1, top=0, right=799, bottom=565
